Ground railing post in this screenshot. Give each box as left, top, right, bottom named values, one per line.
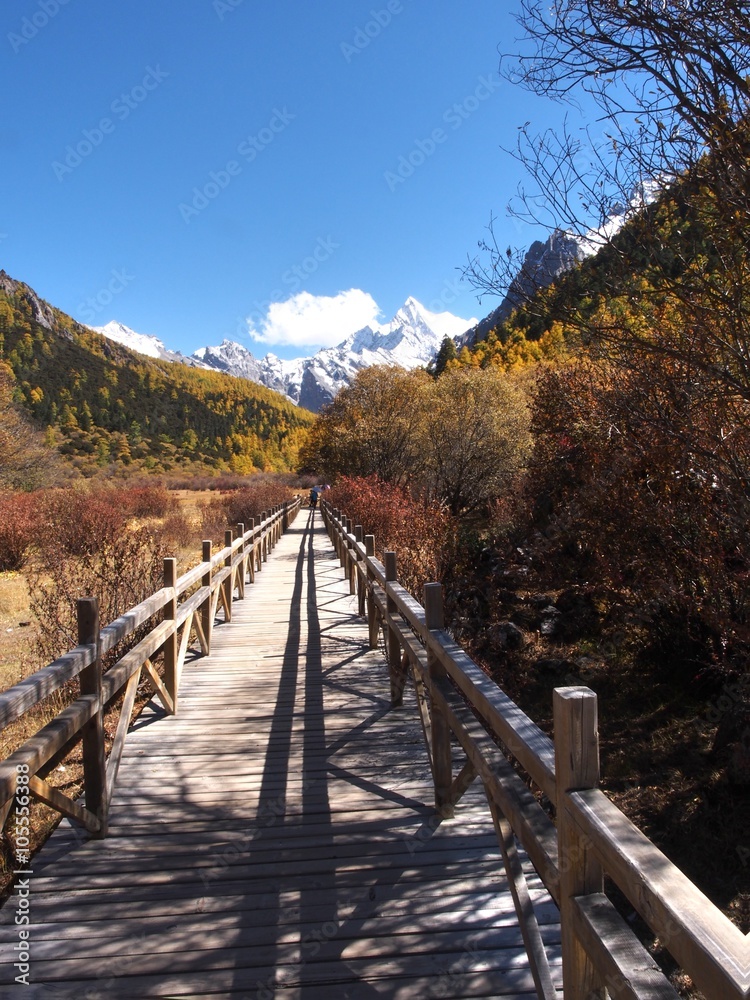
left=201, top=540, right=212, bottom=654
left=424, top=583, right=454, bottom=818
left=385, top=553, right=405, bottom=707
left=339, top=514, right=346, bottom=574
left=236, top=523, right=246, bottom=598
left=261, top=512, right=268, bottom=563
left=77, top=597, right=107, bottom=837
left=335, top=510, right=345, bottom=565
left=224, top=529, right=233, bottom=621
left=163, top=557, right=178, bottom=714
left=365, top=535, right=378, bottom=649
left=346, top=518, right=356, bottom=594
left=247, top=519, right=256, bottom=583
left=553, top=686, right=605, bottom=1000
left=355, top=526, right=365, bottom=616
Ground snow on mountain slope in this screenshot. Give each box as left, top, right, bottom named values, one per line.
left=192, top=297, right=477, bottom=411
left=91, top=320, right=199, bottom=366
left=460, top=182, right=663, bottom=349
left=91, top=298, right=476, bottom=412
left=577, top=179, right=663, bottom=257
left=193, top=340, right=291, bottom=398
left=92, top=321, right=169, bottom=359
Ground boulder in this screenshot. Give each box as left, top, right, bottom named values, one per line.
left=490, top=621, right=527, bottom=651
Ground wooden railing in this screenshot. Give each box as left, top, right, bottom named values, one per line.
left=322, top=501, right=750, bottom=1000
left=0, top=498, right=301, bottom=842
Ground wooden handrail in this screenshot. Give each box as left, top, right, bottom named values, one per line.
left=569, top=787, right=750, bottom=998
left=0, top=496, right=302, bottom=841
left=321, top=498, right=748, bottom=1000
left=0, top=645, right=96, bottom=731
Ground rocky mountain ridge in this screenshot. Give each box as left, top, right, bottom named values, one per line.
left=95, top=297, right=477, bottom=412
left=87, top=224, right=613, bottom=409
left=459, top=229, right=586, bottom=348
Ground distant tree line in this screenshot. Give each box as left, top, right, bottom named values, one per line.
left=302, top=364, right=532, bottom=520
left=0, top=283, right=314, bottom=479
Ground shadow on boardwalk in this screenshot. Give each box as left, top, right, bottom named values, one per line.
left=0, top=511, right=561, bottom=999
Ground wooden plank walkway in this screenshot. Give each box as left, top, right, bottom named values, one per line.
left=0, top=510, right=562, bottom=998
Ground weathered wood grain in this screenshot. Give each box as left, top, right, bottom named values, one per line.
left=0, top=512, right=560, bottom=998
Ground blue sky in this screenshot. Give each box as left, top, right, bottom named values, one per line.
left=0, top=0, right=590, bottom=360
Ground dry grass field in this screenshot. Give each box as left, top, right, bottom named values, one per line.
left=0, top=572, right=36, bottom=694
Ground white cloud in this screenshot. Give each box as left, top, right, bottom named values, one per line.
left=417, top=302, right=477, bottom=339
left=246, top=289, right=382, bottom=348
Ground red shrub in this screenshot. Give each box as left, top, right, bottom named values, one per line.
left=29, top=524, right=167, bottom=669
left=200, top=482, right=295, bottom=544
left=199, top=497, right=230, bottom=545
left=327, top=476, right=456, bottom=597
left=223, top=484, right=294, bottom=528
left=157, top=511, right=195, bottom=550
left=0, top=491, right=39, bottom=571
left=39, top=488, right=129, bottom=556
left=526, top=357, right=750, bottom=668
left=123, top=486, right=173, bottom=518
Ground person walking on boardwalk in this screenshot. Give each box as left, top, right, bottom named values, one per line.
left=309, top=486, right=320, bottom=510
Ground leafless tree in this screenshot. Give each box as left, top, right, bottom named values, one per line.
left=0, top=363, right=61, bottom=490
left=466, top=0, right=750, bottom=302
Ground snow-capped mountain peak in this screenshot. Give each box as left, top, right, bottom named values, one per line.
left=191, top=295, right=476, bottom=409
left=187, top=339, right=292, bottom=398
left=92, top=296, right=476, bottom=412
left=92, top=320, right=169, bottom=359
left=393, top=295, right=426, bottom=325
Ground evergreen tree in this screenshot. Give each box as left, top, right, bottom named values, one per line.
left=432, top=336, right=458, bottom=378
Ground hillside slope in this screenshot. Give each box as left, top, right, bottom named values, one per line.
left=0, top=272, right=314, bottom=477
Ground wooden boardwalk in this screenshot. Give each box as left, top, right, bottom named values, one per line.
left=0, top=510, right=561, bottom=999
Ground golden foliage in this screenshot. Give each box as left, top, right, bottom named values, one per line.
left=0, top=283, right=314, bottom=479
